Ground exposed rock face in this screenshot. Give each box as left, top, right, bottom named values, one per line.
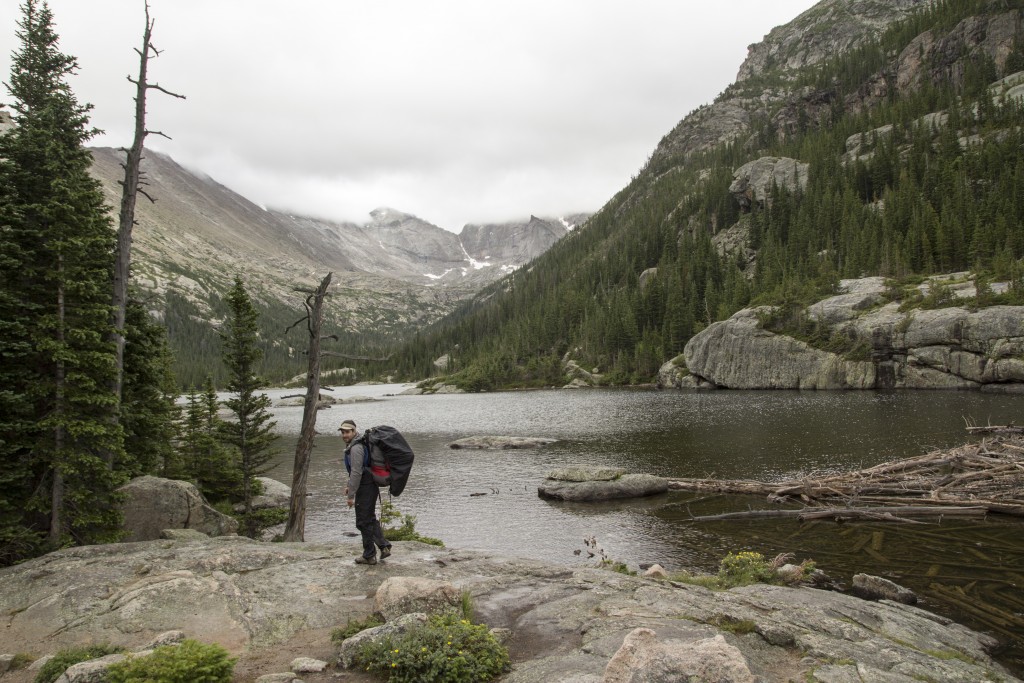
left=729, top=157, right=810, bottom=210
left=118, top=476, right=238, bottom=541
left=651, top=1, right=923, bottom=165
left=461, top=215, right=574, bottom=268
left=736, top=0, right=924, bottom=84
left=679, top=307, right=876, bottom=390
left=666, top=277, right=1024, bottom=390
left=896, top=12, right=1024, bottom=95
left=0, top=538, right=1012, bottom=683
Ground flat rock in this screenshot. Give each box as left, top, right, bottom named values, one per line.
left=546, top=466, right=626, bottom=482
left=538, top=473, right=669, bottom=501
left=449, top=436, right=557, bottom=449
left=0, top=538, right=1015, bottom=683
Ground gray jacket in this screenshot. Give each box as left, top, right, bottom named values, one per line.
left=344, top=438, right=369, bottom=502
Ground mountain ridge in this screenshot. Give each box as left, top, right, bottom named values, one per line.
left=380, top=0, right=1024, bottom=388
left=82, top=146, right=586, bottom=384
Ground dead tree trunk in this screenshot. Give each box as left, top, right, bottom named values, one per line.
left=109, top=3, right=184, bottom=451
left=282, top=273, right=333, bottom=542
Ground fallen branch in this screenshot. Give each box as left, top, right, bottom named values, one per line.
left=669, top=435, right=1024, bottom=521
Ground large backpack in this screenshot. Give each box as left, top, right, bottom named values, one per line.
left=363, top=425, right=415, bottom=497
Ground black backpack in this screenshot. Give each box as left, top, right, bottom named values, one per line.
left=363, top=425, right=415, bottom=497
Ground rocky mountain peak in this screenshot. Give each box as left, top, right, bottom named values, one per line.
left=736, top=0, right=924, bottom=83
left=368, top=206, right=417, bottom=226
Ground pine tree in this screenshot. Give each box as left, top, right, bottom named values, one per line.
left=0, top=0, right=125, bottom=559
left=219, top=276, right=277, bottom=536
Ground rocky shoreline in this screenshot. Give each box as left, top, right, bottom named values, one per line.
left=659, top=275, right=1024, bottom=391
left=0, top=536, right=1017, bottom=682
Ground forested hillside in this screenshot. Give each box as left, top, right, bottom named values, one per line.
left=383, top=0, right=1024, bottom=389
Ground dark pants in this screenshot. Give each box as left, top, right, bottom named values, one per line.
left=355, top=474, right=389, bottom=559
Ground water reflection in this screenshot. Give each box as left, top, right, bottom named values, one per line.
left=260, top=384, right=1024, bottom=673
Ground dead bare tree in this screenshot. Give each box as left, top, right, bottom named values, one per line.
left=282, top=273, right=334, bottom=541
left=109, top=2, right=185, bottom=420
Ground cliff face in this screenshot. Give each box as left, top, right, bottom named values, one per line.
left=736, top=0, right=925, bottom=83
left=661, top=276, right=1024, bottom=391
left=650, top=1, right=926, bottom=165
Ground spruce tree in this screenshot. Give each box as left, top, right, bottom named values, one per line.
left=121, top=297, right=181, bottom=477
left=0, top=0, right=125, bottom=559
left=180, top=377, right=239, bottom=502
left=219, top=276, right=277, bottom=537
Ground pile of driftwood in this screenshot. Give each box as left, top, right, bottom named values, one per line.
left=671, top=431, right=1024, bottom=524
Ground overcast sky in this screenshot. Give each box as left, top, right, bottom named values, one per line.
left=0, top=1, right=818, bottom=232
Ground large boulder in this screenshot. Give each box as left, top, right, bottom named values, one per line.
left=373, top=576, right=461, bottom=621
left=338, top=613, right=428, bottom=669
left=234, top=477, right=291, bottom=513
left=119, top=476, right=238, bottom=541
left=678, top=277, right=1024, bottom=391
left=449, top=436, right=557, bottom=450
left=538, top=473, right=669, bottom=502
left=602, top=629, right=756, bottom=683
left=683, top=307, right=876, bottom=390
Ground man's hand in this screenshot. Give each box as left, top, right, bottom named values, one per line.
left=346, top=498, right=354, bottom=508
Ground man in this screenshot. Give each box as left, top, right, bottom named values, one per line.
left=341, top=419, right=392, bottom=565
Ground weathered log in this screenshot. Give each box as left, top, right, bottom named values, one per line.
left=669, top=434, right=1024, bottom=522
left=965, top=425, right=1023, bottom=435
left=687, top=509, right=806, bottom=522
left=797, top=506, right=988, bottom=521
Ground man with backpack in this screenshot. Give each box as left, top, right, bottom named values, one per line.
left=340, top=419, right=393, bottom=565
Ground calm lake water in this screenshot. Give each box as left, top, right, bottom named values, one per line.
left=259, top=384, right=1024, bottom=673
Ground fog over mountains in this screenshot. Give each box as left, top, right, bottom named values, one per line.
left=87, top=146, right=588, bottom=332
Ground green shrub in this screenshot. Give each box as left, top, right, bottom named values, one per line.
left=381, top=501, right=444, bottom=546
left=670, top=551, right=817, bottom=590
left=9, top=653, right=34, bottom=670
left=105, top=639, right=236, bottom=683
left=717, top=551, right=779, bottom=587
left=354, top=611, right=510, bottom=683
left=34, top=644, right=125, bottom=683
left=331, top=614, right=385, bottom=644
left=598, top=559, right=636, bottom=575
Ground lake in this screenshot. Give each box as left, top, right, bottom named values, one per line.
left=259, top=384, right=1024, bottom=673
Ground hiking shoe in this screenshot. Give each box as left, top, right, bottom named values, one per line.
left=354, top=556, right=377, bottom=565
left=379, top=546, right=392, bottom=560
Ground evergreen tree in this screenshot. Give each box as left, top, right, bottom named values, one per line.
left=219, top=276, right=277, bottom=536
left=180, top=377, right=240, bottom=501
left=0, top=0, right=125, bottom=560
left=121, top=298, right=181, bottom=477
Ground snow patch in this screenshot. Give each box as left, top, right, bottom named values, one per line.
left=425, top=269, right=454, bottom=280
left=460, top=243, right=492, bottom=270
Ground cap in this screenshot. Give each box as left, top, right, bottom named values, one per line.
left=338, top=420, right=357, bottom=432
